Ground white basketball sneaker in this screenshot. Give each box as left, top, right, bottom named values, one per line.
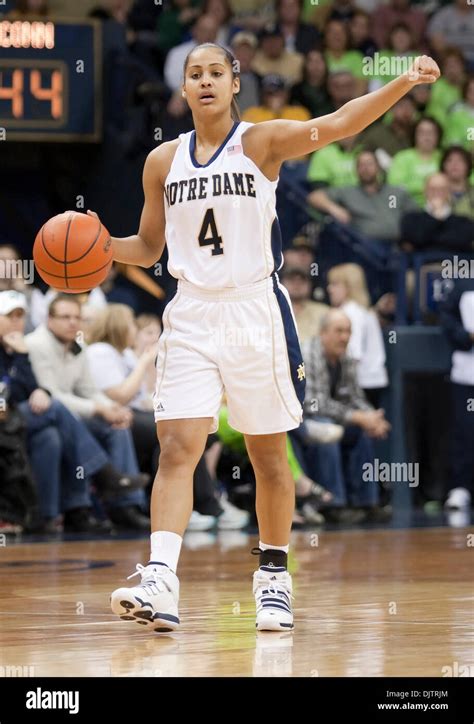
left=110, top=562, right=180, bottom=632
left=253, top=566, right=294, bottom=631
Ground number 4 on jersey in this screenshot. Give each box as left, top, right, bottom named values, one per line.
left=198, top=208, right=224, bottom=256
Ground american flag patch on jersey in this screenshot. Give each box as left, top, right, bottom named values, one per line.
left=227, top=144, right=242, bottom=155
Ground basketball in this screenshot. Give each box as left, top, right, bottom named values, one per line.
left=33, top=211, right=113, bottom=293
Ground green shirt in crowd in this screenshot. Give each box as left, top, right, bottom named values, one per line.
left=307, top=142, right=360, bottom=187
left=387, top=148, right=441, bottom=205
left=325, top=50, right=365, bottom=79
left=426, top=77, right=462, bottom=128
left=444, top=103, right=474, bottom=151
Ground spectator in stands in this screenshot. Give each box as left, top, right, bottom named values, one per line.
left=0, top=291, right=145, bottom=533
left=368, top=23, right=418, bottom=92
left=242, top=74, right=310, bottom=124
left=441, top=146, right=474, bottom=222
left=156, top=0, right=201, bottom=57
left=323, top=19, right=366, bottom=95
left=326, top=69, right=357, bottom=110
left=400, top=173, right=474, bottom=253
left=349, top=9, right=377, bottom=59
left=164, top=14, right=219, bottom=92
left=0, top=243, right=51, bottom=332
left=231, top=32, right=261, bottom=112
left=427, top=0, right=474, bottom=69
left=202, top=0, right=233, bottom=46
left=372, top=0, right=426, bottom=51
left=309, top=150, right=417, bottom=244
left=425, top=48, right=465, bottom=129
left=89, top=0, right=132, bottom=24
left=309, top=0, right=356, bottom=32
left=327, top=263, right=388, bottom=406
left=307, top=133, right=361, bottom=189
left=86, top=304, right=159, bottom=474
left=283, top=230, right=316, bottom=265
left=25, top=295, right=150, bottom=530
left=280, top=267, right=329, bottom=342
left=359, top=96, right=417, bottom=168
left=227, top=0, right=274, bottom=33
left=444, top=76, right=474, bottom=153
left=388, top=117, right=442, bottom=206
left=301, top=309, right=391, bottom=522
left=275, top=0, right=321, bottom=56
left=251, top=24, right=304, bottom=85
left=133, top=313, right=163, bottom=412
left=290, top=49, right=332, bottom=118
left=440, top=278, right=474, bottom=512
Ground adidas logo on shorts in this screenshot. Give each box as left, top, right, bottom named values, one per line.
left=156, top=401, right=165, bottom=412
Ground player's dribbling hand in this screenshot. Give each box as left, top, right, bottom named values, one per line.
left=407, top=56, right=441, bottom=85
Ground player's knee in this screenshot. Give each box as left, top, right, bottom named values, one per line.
left=251, top=450, right=290, bottom=482
left=158, top=434, right=203, bottom=469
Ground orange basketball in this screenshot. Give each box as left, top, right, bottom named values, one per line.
left=33, top=211, right=113, bottom=293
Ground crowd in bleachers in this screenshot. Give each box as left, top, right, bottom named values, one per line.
left=1, top=0, right=473, bottom=534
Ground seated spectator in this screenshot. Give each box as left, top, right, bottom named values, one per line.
left=5, top=0, right=49, bottom=18
left=425, top=48, right=465, bottom=129
left=327, top=263, right=388, bottom=406
left=156, top=0, right=201, bottom=57
left=441, top=146, right=474, bottom=221
left=323, top=19, right=367, bottom=95
left=0, top=291, right=146, bottom=533
left=86, top=304, right=159, bottom=475
left=439, top=279, right=474, bottom=512
left=309, top=0, right=356, bottom=32
left=280, top=266, right=329, bottom=342
left=251, top=24, right=304, bottom=85
left=427, top=0, right=474, bottom=69
left=25, top=294, right=150, bottom=531
left=307, top=134, right=361, bottom=189
left=290, top=49, right=333, bottom=118
left=227, top=0, right=274, bottom=33
left=326, top=69, right=357, bottom=111
left=242, top=74, right=310, bottom=124
left=368, top=23, right=418, bottom=92
left=283, top=232, right=317, bottom=273
left=388, top=117, right=442, bottom=206
left=444, top=76, right=474, bottom=153
left=400, top=173, right=474, bottom=253
left=164, top=14, right=219, bottom=93
left=0, top=243, right=42, bottom=332
left=309, top=150, right=417, bottom=244
left=202, top=0, right=233, bottom=46
left=372, top=0, right=426, bottom=53
left=275, top=0, right=321, bottom=55
left=231, top=32, right=261, bottom=112
left=301, top=309, right=391, bottom=521
left=349, top=10, right=377, bottom=59
left=359, top=96, right=417, bottom=169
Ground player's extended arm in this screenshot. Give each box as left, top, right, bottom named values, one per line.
left=88, top=141, right=177, bottom=268
left=252, top=56, right=440, bottom=168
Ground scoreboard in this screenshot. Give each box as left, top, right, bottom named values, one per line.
left=0, top=18, right=102, bottom=141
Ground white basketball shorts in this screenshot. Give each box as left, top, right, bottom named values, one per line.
left=153, top=273, right=306, bottom=435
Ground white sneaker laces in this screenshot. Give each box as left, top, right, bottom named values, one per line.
left=127, top=563, right=168, bottom=593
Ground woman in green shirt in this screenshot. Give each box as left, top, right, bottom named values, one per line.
left=324, top=19, right=367, bottom=95
left=388, top=116, right=442, bottom=205
left=441, top=146, right=474, bottom=221
left=444, top=76, right=474, bottom=153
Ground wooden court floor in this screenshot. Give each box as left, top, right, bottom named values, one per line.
left=0, top=527, right=472, bottom=677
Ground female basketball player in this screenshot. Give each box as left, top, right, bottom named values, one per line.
left=103, top=45, right=439, bottom=632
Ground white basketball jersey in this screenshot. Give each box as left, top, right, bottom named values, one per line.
left=163, top=121, right=283, bottom=289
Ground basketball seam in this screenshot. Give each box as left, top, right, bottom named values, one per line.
left=40, top=215, right=104, bottom=265
left=35, top=257, right=112, bottom=280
